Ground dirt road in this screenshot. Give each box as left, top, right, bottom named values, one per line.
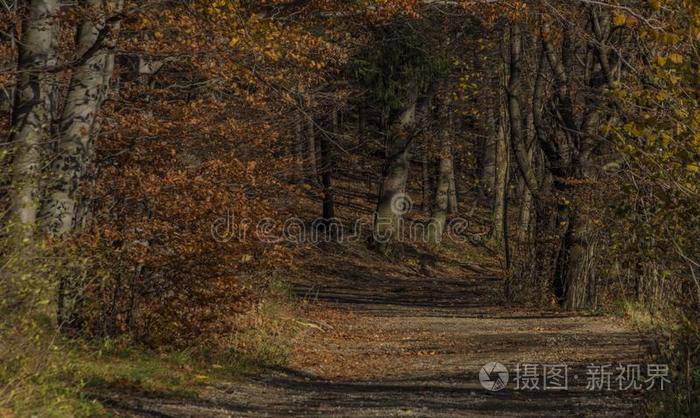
left=103, top=249, right=650, bottom=417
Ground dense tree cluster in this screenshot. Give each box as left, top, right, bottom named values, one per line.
left=1, top=0, right=698, bottom=413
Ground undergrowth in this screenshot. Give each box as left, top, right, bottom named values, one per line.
left=620, top=301, right=700, bottom=417
left=0, top=273, right=299, bottom=417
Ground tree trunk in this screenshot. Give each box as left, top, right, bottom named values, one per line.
left=429, top=96, right=452, bottom=244
left=8, top=0, right=58, bottom=244
left=543, top=20, right=605, bottom=310
left=488, top=29, right=513, bottom=251
left=489, top=107, right=509, bottom=248
left=320, top=111, right=336, bottom=219
left=43, top=0, right=122, bottom=236
left=429, top=145, right=452, bottom=244
left=518, top=112, right=536, bottom=242
left=295, top=113, right=304, bottom=181
left=357, top=100, right=366, bottom=146
left=372, top=102, right=416, bottom=252
left=532, top=46, right=566, bottom=177
left=518, top=172, right=533, bottom=242
left=307, top=117, right=318, bottom=182
left=421, top=148, right=430, bottom=211
left=447, top=163, right=458, bottom=214
left=446, top=108, right=458, bottom=214
left=480, top=110, right=497, bottom=197
left=554, top=209, right=595, bottom=310
left=507, top=23, right=539, bottom=197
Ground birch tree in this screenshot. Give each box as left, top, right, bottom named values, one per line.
left=43, top=0, right=123, bottom=236
left=8, top=0, right=58, bottom=244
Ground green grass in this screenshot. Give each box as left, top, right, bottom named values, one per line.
left=3, top=329, right=296, bottom=417
left=615, top=300, right=700, bottom=417
left=1, top=274, right=300, bottom=417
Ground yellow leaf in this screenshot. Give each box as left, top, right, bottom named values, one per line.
left=669, top=53, right=683, bottom=64
left=655, top=55, right=667, bottom=67
left=613, top=13, right=627, bottom=26
left=625, top=16, right=639, bottom=27
left=661, top=132, right=672, bottom=146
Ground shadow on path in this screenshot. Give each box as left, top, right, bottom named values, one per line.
left=100, top=247, right=649, bottom=417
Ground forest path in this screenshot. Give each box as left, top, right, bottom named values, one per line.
left=103, top=245, right=650, bottom=417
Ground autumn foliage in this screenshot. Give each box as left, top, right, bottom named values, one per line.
left=0, top=0, right=699, bottom=413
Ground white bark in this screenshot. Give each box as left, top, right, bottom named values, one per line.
left=44, top=0, right=122, bottom=235
left=9, top=0, right=58, bottom=241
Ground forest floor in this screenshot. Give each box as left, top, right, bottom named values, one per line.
left=97, top=241, right=651, bottom=417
